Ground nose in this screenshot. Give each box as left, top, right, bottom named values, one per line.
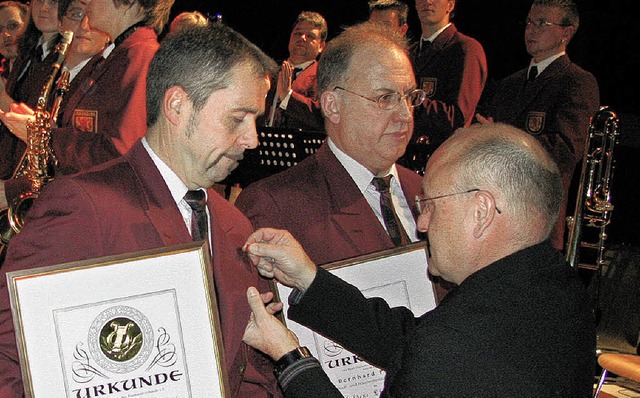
left=80, top=14, right=90, bottom=30
left=239, top=123, right=259, bottom=150
left=395, top=97, right=413, bottom=121
left=417, top=211, right=431, bottom=233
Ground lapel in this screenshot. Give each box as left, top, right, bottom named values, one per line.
left=516, top=55, right=571, bottom=118
left=291, top=60, right=317, bottom=93
left=60, top=28, right=155, bottom=128
left=125, top=140, right=192, bottom=247
left=316, top=145, right=396, bottom=249
left=412, top=24, right=457, bottom=76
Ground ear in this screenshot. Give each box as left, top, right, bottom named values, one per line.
left=164, top=85, right=189, bottom=127
left=471, top=190, right=497, bottom=238
left=563, top=26, right=575, bottom=42
left=399, top=24, right=409, bottom=36
left=318, top=40, right=326, bottom=54
left=320, top=90, right=340, bottom=125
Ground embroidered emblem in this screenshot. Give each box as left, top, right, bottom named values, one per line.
left=72, top=109, right=98, bottom=133
left=420, top=77, right=437, bottom=97
left=526, top=111, right=545, bottom=135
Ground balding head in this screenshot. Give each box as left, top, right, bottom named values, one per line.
left=418, top=123, right=562, bottom=284
left=433, top=123, right=562, bottom=241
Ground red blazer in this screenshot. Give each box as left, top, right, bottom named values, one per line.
left=3, top=28, right=158, bottom=207
left=236, top=143, right=423, bottom=266
left=410, top=24, right=488, bottom=149
left=487, top=54, right=600, bottom=249
left=0, top=140, right=281, bottom=397
left=263, top=60, right=324, bottom=132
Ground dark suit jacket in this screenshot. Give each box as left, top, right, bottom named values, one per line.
left=0, top=140, right=281, bottom=397
left=288, top=241, right=595, bottom=397
left=487, top=54, right=600, bottom=248
left=236, top=143, right=422, bottom=266
left=262, top=60, right=324, bottom=132
left=409, top=24, right=488, bottom=150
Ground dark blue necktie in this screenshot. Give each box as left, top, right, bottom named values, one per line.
left=184, top=190, right=208, bottom=241
left=372, top=176, right=411, bottom=247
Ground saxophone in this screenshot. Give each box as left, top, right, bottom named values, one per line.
left=0, top=31, right=74, bottom=251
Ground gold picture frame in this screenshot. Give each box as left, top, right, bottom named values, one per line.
left=7, top=242, right=229, bottom=397
left=274, top=241, right=436, bottom=397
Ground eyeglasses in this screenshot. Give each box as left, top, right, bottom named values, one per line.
left=64, top=8, right=85, bottom=22
left=414, top=189, right=502, bottom=214
left=334, top=86, right=426, bottom=110
left=522, top=19, right=570, bottom=29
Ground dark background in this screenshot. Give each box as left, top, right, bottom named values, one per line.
left=171, top=0, right=639, bottom=246
left=170, top=0, right=638, bottom=130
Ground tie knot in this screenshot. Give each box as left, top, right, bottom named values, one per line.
left=184, top=190, right=206, bottom=211
left=372, top=175, right=393, bottom=193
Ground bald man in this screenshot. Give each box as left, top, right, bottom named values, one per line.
left=242, top=123, right=596, bottom=396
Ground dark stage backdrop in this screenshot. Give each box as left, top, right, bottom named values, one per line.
left=170, top=0, right=640, bottom=246
left=170, top=0, right=638, bottom=134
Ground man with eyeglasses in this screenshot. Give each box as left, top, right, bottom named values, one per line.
left=241, top=122, right=596, bottom=396
left=477, top=0, right=599, bottom=251
left=236, top=22, right=456, bottom=297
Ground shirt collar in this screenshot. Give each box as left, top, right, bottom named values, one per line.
left=529, top=51, right=565, bottom=75
left=327, top=137, right=398, bottom=195
left=141, top=137, right=206, bottom=208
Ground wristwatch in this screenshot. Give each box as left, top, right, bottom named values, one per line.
left=274, top=346, right=312, bottom=375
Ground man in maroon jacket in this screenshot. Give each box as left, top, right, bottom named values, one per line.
left=0, top=25, right=282, bottom=397
left=402, top=0, right=487, bottom=170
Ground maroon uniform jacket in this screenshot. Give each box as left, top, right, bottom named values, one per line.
left=262, top=60, right=323, bottom=132
left=487, top=54, right=600, bottom=248
left=409, top=24, right=487, bottom=151
left=4, top=27, right=157, bottom=204
left=0, top=140, right=281, bottom=397
left=236, top=143, right=422, bottom=266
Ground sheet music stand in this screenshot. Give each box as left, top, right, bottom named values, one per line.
left=225, top=127, right=325, bottom=187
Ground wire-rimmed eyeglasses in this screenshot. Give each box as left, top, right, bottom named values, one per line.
left=414, top=189, right=502, bottom=214
left=334, top=86, right=426, bottom=110
left=522, top=18, right=571, bottom=29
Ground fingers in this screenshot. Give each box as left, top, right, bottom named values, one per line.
left=11, top=102, right=34, bottom=115
left=246, top=286, right=268, bottom=320
left=247, top=287, right=283, bottom=317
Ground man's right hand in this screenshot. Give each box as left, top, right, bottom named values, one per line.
left=276, top=61, right=294, bottom=101
left=243, top=228, right=317, bottom=292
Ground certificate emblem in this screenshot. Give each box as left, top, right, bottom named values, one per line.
left=88, top=305, right=154, bottom=373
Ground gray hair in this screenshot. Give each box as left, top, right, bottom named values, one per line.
left=146, top=24, right=277, bottom=127
left=452, top=124, right=563, bottom=239
left=317, top=21, right=408, bottom=95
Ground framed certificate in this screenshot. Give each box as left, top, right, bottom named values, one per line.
left=7, top=242, right=229, bottom=398
left=275, top=241, right=436, bottom=397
